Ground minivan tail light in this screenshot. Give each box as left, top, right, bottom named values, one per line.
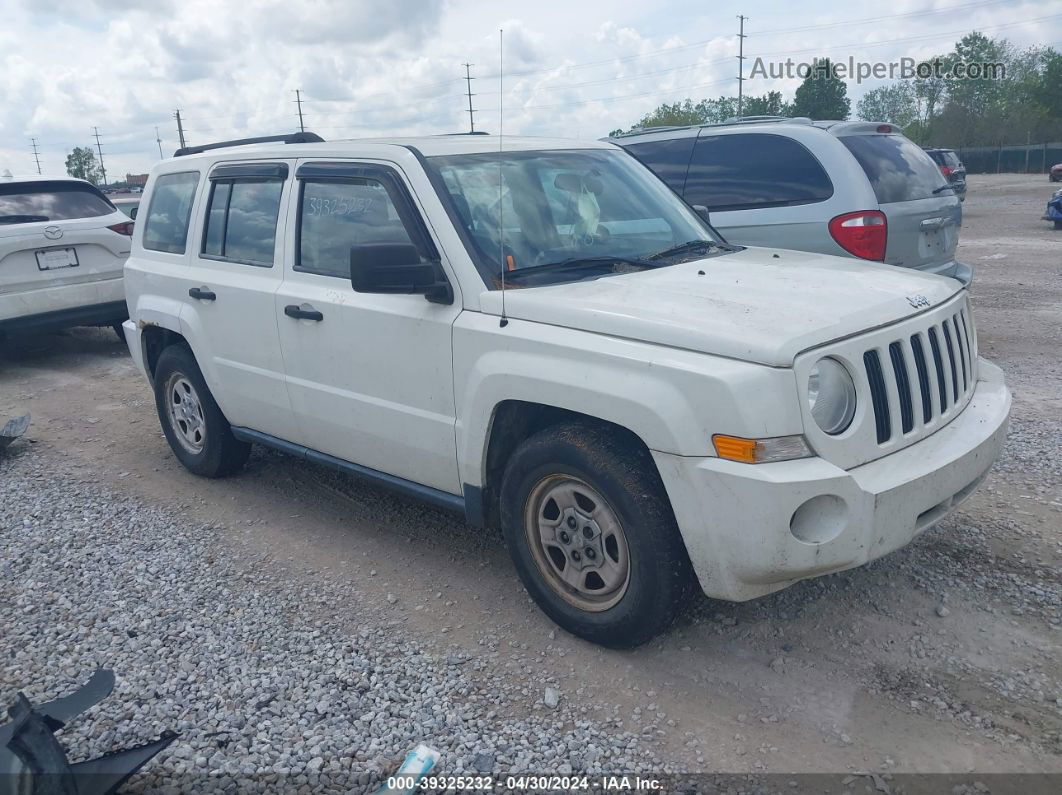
left=829, top=211, right=887, bottom=261
left=940, top=165, right=953, bottom=177
left=107, top=221, right=135, bottom=236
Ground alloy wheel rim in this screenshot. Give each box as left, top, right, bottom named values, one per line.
left=523, top=475, right=630, bottom=612
left=165, top=373, right=206, bottom=454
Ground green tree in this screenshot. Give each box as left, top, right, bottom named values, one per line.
left=609, top=95, right=738, bottom=136
left=65, top=147, right=101, bottom=184
left=856, top=83, right=918, bottom=128
left=790, top=59, right=850, bottom=120
left=741, top=91, right=790, bottom=117
left=1035, top=49, right=1062, bottom=118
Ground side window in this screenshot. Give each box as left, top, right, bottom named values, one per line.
left=201, top=177, right=284, bottom=266
left=143, top=172, right=200, bottom=254
left=297, top=177, right=427, bottom=279
left=684, top=133, right=833, bottom=212
left=622, top=137, right=696, bottom=193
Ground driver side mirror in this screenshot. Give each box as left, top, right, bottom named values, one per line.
left=350, top=244, right=453, bottom=304
left=692, top=204, right=710, bottom=223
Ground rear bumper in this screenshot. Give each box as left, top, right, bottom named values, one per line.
left=654, top=358, right=1010, bottom=601
left=916, top=259, right=972, bottom=287
left=0, top=277, right=126, bottom=330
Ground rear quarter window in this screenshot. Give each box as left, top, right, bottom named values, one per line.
left=143, top=172, right=200, bottom=254
left=841, top=135, right=946, bottom=204
left=683, top=133, right=834, bottom=212
left=0, top=181, right=114, bottom=225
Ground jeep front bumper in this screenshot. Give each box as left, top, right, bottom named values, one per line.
left=653, top=358, right=1010, bottom=601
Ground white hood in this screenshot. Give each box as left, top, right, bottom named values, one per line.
left=480, top=247, right=963, bottom=367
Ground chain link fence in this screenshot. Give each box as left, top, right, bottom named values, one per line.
left=956, top=143, right=1062, bottom=174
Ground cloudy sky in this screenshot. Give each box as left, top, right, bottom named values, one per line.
left=2, top=0, right=1059, bottom=180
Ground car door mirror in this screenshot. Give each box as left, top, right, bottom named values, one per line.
left=349, top=244, right=453, bottom=304
left=692, top=204, right=710, bottom=223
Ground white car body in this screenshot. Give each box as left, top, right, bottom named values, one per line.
left=123, top=136, right=1010, bottom=608
left=0, top=174, right=131, bottom=333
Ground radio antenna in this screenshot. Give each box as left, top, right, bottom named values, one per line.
left=498, top=27, right=508, bottom=328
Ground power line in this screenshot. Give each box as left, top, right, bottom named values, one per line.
left=462, top=63, right=476, bottom=133
left=29, top=138, right=42, bottom=175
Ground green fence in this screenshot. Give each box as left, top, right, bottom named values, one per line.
left=957, top=143, right=1062, bottom=174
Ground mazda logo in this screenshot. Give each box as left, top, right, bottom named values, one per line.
left=43, top=226, right=63, bottom=240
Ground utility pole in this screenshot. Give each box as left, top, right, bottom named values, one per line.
left=155, top=126, right=164, bottom=159
left=92, top=126, right=108, bottom=186
left=462, top=63, right=476, bottom=133
left=174, top=109, right=186, bottom=150
left=294, top=89, right=305, bottom=132
left=30, top=137, right=42, bottom=175
left=736, top=15, right=748, bottom=118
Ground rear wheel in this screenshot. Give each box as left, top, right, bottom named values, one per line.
left=153, top=344, right=250, bottom=477
left=1055, top=220, right=1062, bottom=230
left=500, top=422, right=693, bottom=647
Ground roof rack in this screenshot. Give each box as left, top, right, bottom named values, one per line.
left=719, top=115, right=813, bottom=125
left=174, top=131, right=324, bottom=158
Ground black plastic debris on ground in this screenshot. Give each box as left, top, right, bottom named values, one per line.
left=0, top=669, right=176, bottom=795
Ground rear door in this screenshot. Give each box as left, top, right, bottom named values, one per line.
left=839, top=133, right=961, bottom=275
left=175, top=161, right=298, bottom=439
left=0, top=180, right=129, bottom=315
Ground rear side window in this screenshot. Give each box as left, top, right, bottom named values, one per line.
left=0, top=181, right=114, bottom=225
left=297, top=177, right=427, bottom=279
left=201, top=177, right=285, bottom=266
left=143, top=172, right=200, bottom=254
left=841, top=135, right=946, bottom=204
left=621, top=137, right=696, bottom=193
left=683, top=133, right=833, bottom=211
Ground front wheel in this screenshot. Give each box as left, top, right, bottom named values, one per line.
left=500, top=423, right=693, bottom=647
left=153, top=344, right=250, bottom=477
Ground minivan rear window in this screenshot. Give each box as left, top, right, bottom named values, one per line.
left=682, top=133, right=834, bottom=212
left=841, top=135, right=947, bottom=204
left=0, top=181, right=114, bottom=225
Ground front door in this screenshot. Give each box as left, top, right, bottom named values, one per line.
left=274, top=160, right=462, bottom=494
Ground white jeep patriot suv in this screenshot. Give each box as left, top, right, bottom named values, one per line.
left=122, top=132, right=1011, bottom=647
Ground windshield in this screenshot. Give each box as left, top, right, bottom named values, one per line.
left=427, top=148, right=722, bottom=287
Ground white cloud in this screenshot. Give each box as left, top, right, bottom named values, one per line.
left=0, top=0, right=1057, bottom=178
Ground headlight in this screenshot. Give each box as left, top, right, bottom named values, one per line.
left=808, top=358, right=856, bottom=435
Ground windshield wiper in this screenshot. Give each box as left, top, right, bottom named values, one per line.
left=646, top=239, right=720, bottom=261
left=932, top=184, right=957, bottom=194
left=0, top=215, right=50, bottom=225
left=503, top=255, right=662, bottom=281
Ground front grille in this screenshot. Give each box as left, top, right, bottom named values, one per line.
left=863, top=302, right=977, bottom=445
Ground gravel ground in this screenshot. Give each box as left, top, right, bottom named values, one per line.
left=1, top=173, right=1060, bottom=789
left=1, top=448, right=659, bottom=792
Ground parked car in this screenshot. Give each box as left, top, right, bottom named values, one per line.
left=1050, top=163, right=1062, bottom=182
left=1043, top=188, right=1062, bottom=229
left=924, top=148, right=967, bottom=202
left=0, top=173, right=133, bottom=336
left=611, top=117, right=972, bottom=285
left=113, top=197, right=141, bottom=220
left=122, top=132, right=1009, bottom=646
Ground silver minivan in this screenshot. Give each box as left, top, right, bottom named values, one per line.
left=611, top=118, right=971, bottom=285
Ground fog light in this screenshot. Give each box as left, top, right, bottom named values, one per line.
left=789, top=495, right=848, bottom=544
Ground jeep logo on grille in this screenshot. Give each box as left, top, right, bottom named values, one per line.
left=907, top=294, right=931, bottom=309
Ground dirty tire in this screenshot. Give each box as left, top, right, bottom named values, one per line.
left=153, top=343, right=250, bottom=478
left=500, top=422, right=693, bottom=648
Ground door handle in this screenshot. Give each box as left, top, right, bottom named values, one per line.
left=284, top=304, right=324, bottom=322
left=188, top=286, right=216, bottom=301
